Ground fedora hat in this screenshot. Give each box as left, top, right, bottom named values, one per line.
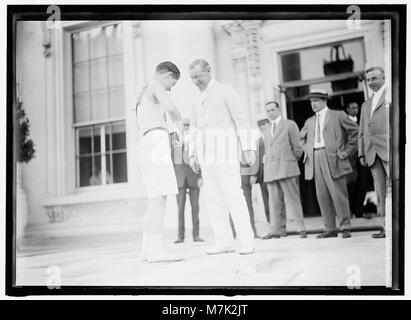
left=308, top=88, right=330, bottom=100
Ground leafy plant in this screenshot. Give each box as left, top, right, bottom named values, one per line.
left=16, top=100, right=35, bottom=163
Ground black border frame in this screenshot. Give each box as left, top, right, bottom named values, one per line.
left=6, top=4, right=406, bottom=297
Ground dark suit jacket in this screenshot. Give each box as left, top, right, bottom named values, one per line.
left=300, top=108, right=358, bottom=180
left=358, top=89, right=389, bottom=166
left=240, top=140, right=261, bottom=186
left=264, top=118, right=303, bottom=182
left=171, top=140, right=201, bottom=189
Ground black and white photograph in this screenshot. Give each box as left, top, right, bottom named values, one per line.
left=3, top=2, right=405, bottom=296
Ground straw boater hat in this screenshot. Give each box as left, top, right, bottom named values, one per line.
left=256, top=114, right=269, bottom=124
left=308, top=88, right=330, bottom=100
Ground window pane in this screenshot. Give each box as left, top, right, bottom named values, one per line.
left=108, top=55, right=123, bottom=87
left=105, top=155, right=113, bottom=184
left=73, top=24, right=124, bottom=125
left=79, top=156, right=92, bottom=187
left=89, top=27, right=106, bottom=59
left=112, top=152, right=127, bottom=183
left=109, top=87, right=125, bottom=118
left=88, top=155, right=102, bottom=186
left=90, top=59, right=108, bottom=90
left=105, top=124, right=111, bottom=152
left=72, top=31, right=89, bottom=63
left=74, top=93, right=90, bottom=123
left=93, top=126, right=101, bottom=153
left=107, top=24, right=123, bottom=56
left=111, top=122, right=126, bottom=150
left=73, top=62, right=89, bottom=94
left=91, top=89, right=109, bottom=120
left=78, top=127, right=92, bottom=155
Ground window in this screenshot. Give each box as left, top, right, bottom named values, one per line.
left=279, top=38, right=366, bottom=100
left=72, top=23, right=127, bottom=187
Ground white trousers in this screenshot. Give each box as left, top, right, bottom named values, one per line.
left=201, top=162, right=254, bottom=249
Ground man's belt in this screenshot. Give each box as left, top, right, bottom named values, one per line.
left=314, top=147, right=325, bottom=150
left=143, top=127, right=168, bottom=136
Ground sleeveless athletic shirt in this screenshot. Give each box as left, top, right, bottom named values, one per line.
left=135, top=81, right=168, bottom=135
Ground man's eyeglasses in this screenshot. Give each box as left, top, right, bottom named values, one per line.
left=190, top=71, right=208, bottom=81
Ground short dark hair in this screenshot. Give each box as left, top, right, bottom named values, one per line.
left=156, top=61, right=181, bottom=80
left=345, top=101, right=359, bottom=110
left=366, top=67, right=385, bottom=75
left=265, top=101, right=280, bottom=109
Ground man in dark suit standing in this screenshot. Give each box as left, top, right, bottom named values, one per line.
left=300, top=89, right=358, bottom=239
left=262, top=101, right=307, bottom=239
left=254, top=116, right=271, bottom=224
left=171, top=118, right=205, bottom=244
left=345, top=102, right=362, bottom=218
left=358, top=67, right=389, bottom=239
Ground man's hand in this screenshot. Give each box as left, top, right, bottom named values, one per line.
left=189, top=157, right=200, bottom=174
left=337, top=149, right=348, bottom=159
left=359, top=156, right=368, bottom=167
left=197, top=178, right=203, bottom=188
left=250, top=176, right=258, bottom=185
left=243, top=150, right=256, bottom=166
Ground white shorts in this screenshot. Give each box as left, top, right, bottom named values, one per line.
left=137, top=129, right=178, bottom=198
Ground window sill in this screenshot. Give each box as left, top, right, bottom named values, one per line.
left=43, top=183, right=143, bottom=208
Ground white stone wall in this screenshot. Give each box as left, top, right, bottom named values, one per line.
left=16, top=21, right=49, bottom=227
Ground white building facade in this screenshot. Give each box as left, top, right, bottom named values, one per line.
left=15, top=19, right=390, bottom=238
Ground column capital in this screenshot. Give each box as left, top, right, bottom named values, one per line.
left=41, top=21, right=52, bottom=58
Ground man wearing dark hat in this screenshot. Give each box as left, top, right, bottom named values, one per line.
left=171, top=118, right=205, bottom=244
left=300, top=89, right=358, bottom=238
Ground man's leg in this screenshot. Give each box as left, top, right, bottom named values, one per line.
left=188, top=187, right=200, bottom=239
left=176, top=187, right=187, bottom=241
left=266, top=182, right=283, bottom=236
left=314, top=150, right=338, bottom=232
left=202, top=164, right=234, bottom=249
left=242, top=183, right=257, bottom=237
left=217, top=163, right=254, bottom=249
left=280, top=177, right=306, bottom=233
left=144, top=196, right=182, bottom=262
left=260, top=182, right=270, bottom=223
left=370, top=155, right=388, bottom=230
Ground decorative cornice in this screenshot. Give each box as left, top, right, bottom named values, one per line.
left=132, top=21, right=142, bottom=38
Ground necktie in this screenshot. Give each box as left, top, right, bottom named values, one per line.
left=271, top=122, right=276, bottom=137
left=316, top=113, right=321, bottom=143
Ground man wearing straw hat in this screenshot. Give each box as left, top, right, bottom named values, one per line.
left=300, top=89, right=358, bottom=239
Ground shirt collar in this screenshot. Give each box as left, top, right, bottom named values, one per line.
left=203, top=79, right=216, bottom=92
left=273, top=115, right=282, bottom=125
left=373, top=83, right=387, bottom=97
left=316, top=106, right=329, bottom=117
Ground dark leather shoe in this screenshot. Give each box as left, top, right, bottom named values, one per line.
left=299, top=231, right=307, bottom=238
left=193, top=237, right=205, bottom=242
left=372, top=230, right=385, bottom=238
left=262, top=233, right=281, bottom=240
left=316, top=231, right=338, bottom=239
left=281, top=232, right=287, bottom=237
left=364, top=213, right=372, bottom=219
left=174, top=238, right=184, bottom=244
left=342, top=230, right=352, bottom=238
